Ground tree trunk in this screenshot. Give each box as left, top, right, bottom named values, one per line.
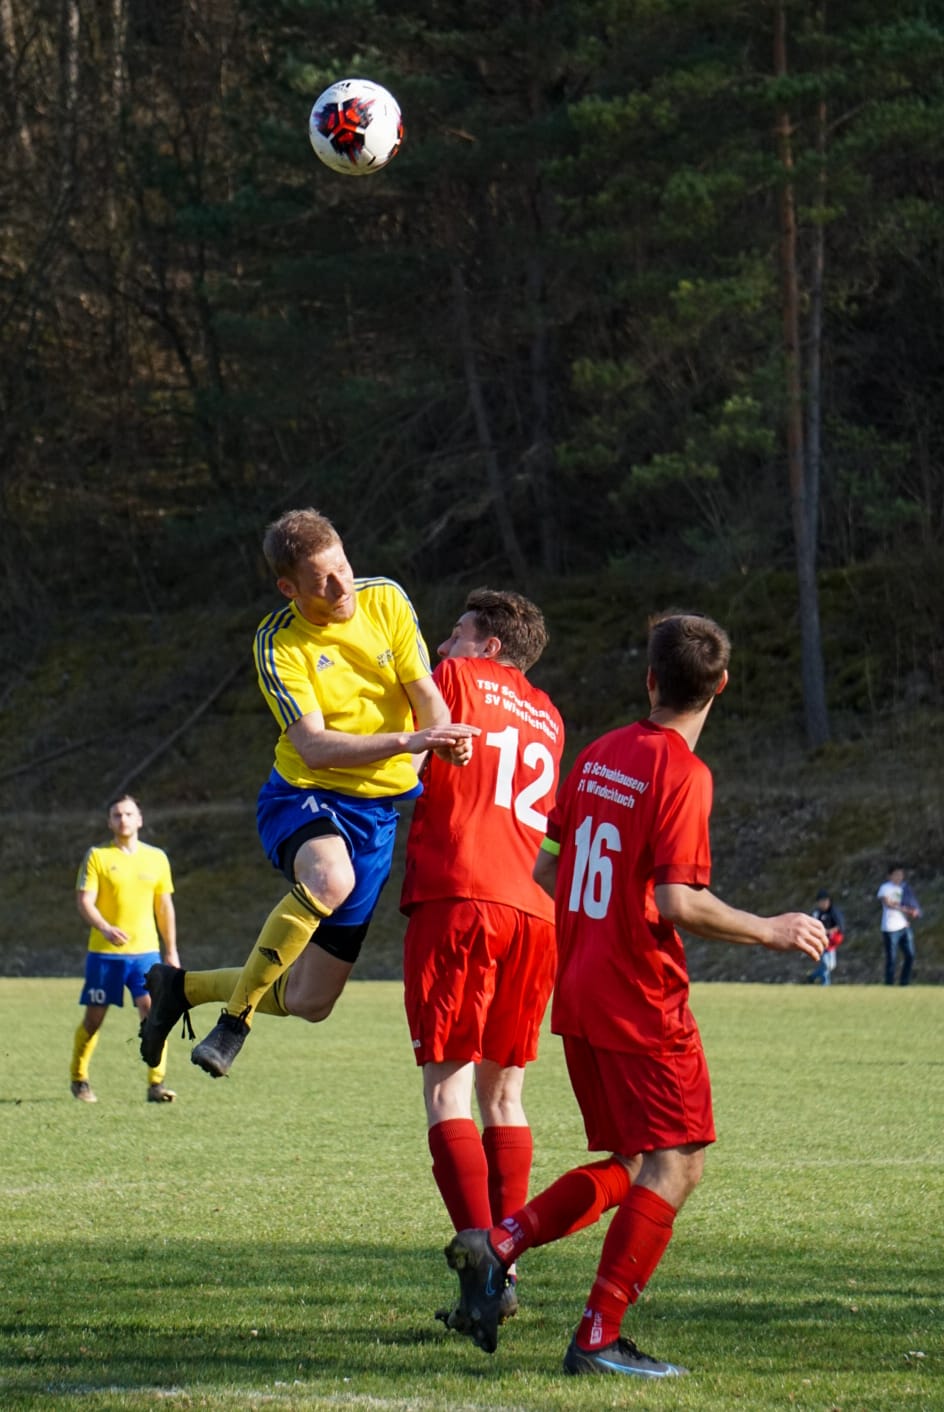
left=0, top=0, right=35, bottom=168
left=106, top=0, right=127, bottom=239
left=806, top=92, right=827, bottom=554
left=524, top=37, right=560, bottom=576
left=526, top=240, right=560, bottom=575
left=774, top=2, right=830, bottom=748
left=59, top=0, right=80, bottom=201
left=451, top=262, right=529, bottom=582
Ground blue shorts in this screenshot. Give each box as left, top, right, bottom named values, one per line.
left=257, top=770, right=413, bottom=927
left=80, top=951, right=159, bottom=1007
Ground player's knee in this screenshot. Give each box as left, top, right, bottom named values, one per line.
left=319, top=880, right=354, bottom=913
left=679, top=1148, right=706, bottom=1200
left=638, top=1145, right=705, bottom=1208
left=299, top=864, right=354, bottom=914
left=293, top=839, right=356, bottom=913
left=479, top=1095, right=526, bottom=1128
left=287, top=992, right=339, bottom=1024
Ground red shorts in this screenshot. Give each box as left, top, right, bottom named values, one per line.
left=403, top=898, right=556, bottom=1068
left=563, top=1033, right=716, bottom=1155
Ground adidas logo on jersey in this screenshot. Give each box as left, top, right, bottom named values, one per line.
left=316, top=654, right=333, bottom=671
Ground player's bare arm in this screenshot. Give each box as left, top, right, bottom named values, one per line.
left=76, top=887, right=129, bottom=946
left=533, top=846, right=559, bottom=899
left=432, top=737, right=475, bottom=767
left=286, top=679, right=479, bottom=772
left=404, top=672, right=444, bottom=776
left=404, top=673, right=451, bottom=730
left=654, top=883, right=827, bottom=961
left=406, top=674, right=479, bottom=768
left=155, top=893, right=180, bottom=968
left=285, top=709, right=478, bottom=770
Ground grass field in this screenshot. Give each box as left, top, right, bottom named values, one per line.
left=1, top=980, right=940, bottom=1411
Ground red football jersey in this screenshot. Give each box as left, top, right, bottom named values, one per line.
left=400, top=656, right=564, bottom=921
left=548, top=720, right=713, bottom=1053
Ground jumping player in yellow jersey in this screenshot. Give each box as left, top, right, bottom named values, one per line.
left=139, top=508, right=478, bottom=1078
left=72, top=794, right=180, bottom=1103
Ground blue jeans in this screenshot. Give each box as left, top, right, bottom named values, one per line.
left=883, top=927, right=915, bottom=986
left=809, top=949, right=837, bottom=985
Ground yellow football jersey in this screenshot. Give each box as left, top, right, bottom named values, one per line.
left=253, top=576, right=433, bottom=796
left=76, top=841, right=174, bottom=955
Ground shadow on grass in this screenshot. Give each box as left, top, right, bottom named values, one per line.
left=2, top=1235, right=941, bottom=1398
left=0, top=1098, right=63, bottom=1106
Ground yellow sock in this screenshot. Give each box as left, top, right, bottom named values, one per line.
left=183, top=967, right=290, bottom=1017
left=70, top=1022, right=100, bottom=1082
left=225, top=883, right=330, bottom=1024
left=258, top=971, right=290, bottom=1017
left=184, top=968, right=244, bottom=1008
left=147, top=1040, right=168, bottom=1087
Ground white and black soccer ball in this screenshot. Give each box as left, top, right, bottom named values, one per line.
left=308, top=78, right=403, bottom=177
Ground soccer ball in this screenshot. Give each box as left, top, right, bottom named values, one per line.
left=308, top=79, right=403, bottom=177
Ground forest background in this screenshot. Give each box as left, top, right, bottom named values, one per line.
left=1, top=0, right=942, bottom=984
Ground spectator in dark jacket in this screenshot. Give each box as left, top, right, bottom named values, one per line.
left=808, top=888, right=845, bottom=985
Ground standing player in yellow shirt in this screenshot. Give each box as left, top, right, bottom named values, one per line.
left=139, top=507, right=477, bottom=1078
left=72, top=794, right=180, bottom=1103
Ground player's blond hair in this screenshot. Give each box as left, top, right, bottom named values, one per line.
left=263, top=509, right=342, bottom=579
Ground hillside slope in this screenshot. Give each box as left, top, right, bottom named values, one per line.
left=2, top=568, right=941, bottom=985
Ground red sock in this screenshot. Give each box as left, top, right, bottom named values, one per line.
left=482, top=1125, right=533, bottom=1222
left=576, top=1186, right=677, bottom=1351
left=428, top=1119, right=493, bottom=1231
left=489, top=1157, right=632, bottom=1264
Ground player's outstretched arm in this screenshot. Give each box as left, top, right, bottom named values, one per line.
left=288, top=713, right=479, bottom=769
left=405, top=675, right=479, bottom=768
left=404, top=674, right=452, bottom=731
left=286, top=679, right=479, bottom=772
left=655, top=883, right=827, bottom=961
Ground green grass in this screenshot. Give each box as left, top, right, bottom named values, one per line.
left=1, top=980, right=941, bottom=1411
